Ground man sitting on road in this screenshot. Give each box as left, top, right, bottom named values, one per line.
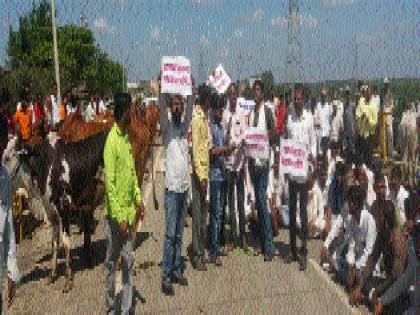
left=349, top=173, right=408, bottom=311
left=373, top=216, right=420, bottom=315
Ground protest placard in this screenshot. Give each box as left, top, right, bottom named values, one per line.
left=244, top=127, right=269, bottom=160
left=237, top=98, right=255, bottom=112
left=161, top=56, right=192, bottom=96
left=280, top=139, right=309, bottom=178
left=208, top=64, right=231, bottom=94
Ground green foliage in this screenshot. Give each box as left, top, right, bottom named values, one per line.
left=4, top=0, right=124, bottom=104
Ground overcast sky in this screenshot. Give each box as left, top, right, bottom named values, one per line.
left=1, top=0, right=418, bottom=83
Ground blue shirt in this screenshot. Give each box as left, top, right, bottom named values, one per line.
left=328, top=174, right=345, bottom=216
left=210, top=120, right=226, bottom=182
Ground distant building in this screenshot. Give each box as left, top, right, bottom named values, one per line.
left=127, top=80, right=158, bottom=100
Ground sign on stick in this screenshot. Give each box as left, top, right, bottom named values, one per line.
left=207, top=64, right=231, bottom=94
left=161, top=56, right=192, bottom=96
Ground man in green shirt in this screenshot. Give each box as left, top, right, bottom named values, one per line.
left=104, top=93, right=145, bottom=315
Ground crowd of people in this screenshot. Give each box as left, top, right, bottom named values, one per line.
left=151, top=77, right=418, bottom=315
left=0, top=75, right=418, bottom=314
left=0, top=88, right=111, bottom=144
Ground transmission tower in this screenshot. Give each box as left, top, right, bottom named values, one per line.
left=286, top=0, right=303, bottom=95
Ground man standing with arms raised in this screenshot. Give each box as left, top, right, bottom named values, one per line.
left=285, top=87, right=316, bottom=271
left=158, top=72, right=195, bottom=296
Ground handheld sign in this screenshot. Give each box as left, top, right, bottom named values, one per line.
left=280, top=139, right=309, bottom=178
left=208, top=64, right=231, bottom=95
left=244, top=127, right=269, bottom=160
left=237, top=98, right=256, bottom=112
left=161, top=56, right=192, bottom=96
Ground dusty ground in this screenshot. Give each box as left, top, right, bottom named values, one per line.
left=6, top=144, right=371, bottom=314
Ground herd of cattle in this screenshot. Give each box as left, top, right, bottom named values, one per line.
left=2, top=102, right=160, bottom=292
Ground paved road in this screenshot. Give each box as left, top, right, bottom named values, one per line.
left=8, top=145, right=370, bottom=314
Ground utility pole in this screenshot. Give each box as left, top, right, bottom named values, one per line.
left=51, top=0, right=61, bottom=111
left=120, top=2, right=126, bottom=93
left=286, top=0, right=303, bottom=98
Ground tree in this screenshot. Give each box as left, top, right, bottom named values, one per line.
left=5, top=0, right=123, bottom=103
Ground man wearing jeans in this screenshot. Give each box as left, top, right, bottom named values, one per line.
left=104, top=93, right=145, bottom=314
left=285, top=87, right=316, bottom=271
left=223, top=83, right=248, bottom=251
left=159, top=77, right=194, bottom=296
left=191, top=88, right=210, bottom=271
left=209, top=98, right=232, bottom=266
left=248, top=80, right=276, bottom=261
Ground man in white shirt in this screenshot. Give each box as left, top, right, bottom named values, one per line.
left=332, top=89, right=344, bottom=118
left=98, top=98, right=107, bottom=114
left=307, top=159, right=328, bottom=238
left=85, top=98, right=96, bottom=122
left=343, top=185, right=377, bottom=291
left=223, top=83, right=248, bottom=251
left=355, top=165, right=376, bottom=208
left=247, top=80, right=276, bottom=262
left=389, top=166, right=409, bottom=230
left=372, top=86, right=381, bottom=115
left=330, top=100, right=343, bottom=148
left=285, top=87, right=317, bottom=271
left=315, top=88, right=332, bottom=158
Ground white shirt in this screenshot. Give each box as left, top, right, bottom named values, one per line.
left=51, top=95, right=59, bottom=125
left=390, top=186, right=408, bottom=225
left=286, top=109, right=316, bottom=183
left=362, top=164, right=377, bottom=207
left=330, top=112, right=343, bottom=142
left=326, top=155, right=340, bottom=188
left=372, top=95, right=380, bottom=114
left=84, top=105, right=96, bottom=122
left=223, top=103, right=246, bottom=171
left=249, top=104, right=269, bottom=167
left=324, top=203, right=351, bottom=250
left=308, top=180, right=327, bottom=231
left=316, top=102, right=332, bottom=138
left=332, top=99, right=344, bottom=117
left=346, top=209, right=377, bottom=270
left=98, top=100, right=107, bottom=113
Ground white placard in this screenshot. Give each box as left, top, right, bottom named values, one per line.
left=280, top=139, right=308, bottom=178
left=237, top=98, right=255, bottom=112
left=244, top=127, right=269, bottom=160
left=208, top=64, right=231, bottom=95
left=161, top=56, right=192, bottom=96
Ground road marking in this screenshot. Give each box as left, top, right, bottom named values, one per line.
left=308, top=258, right=362, bottom=315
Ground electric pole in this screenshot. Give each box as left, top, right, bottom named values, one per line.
left=51, top=0, right=61, bottom=112
left=286, top=0, right=303, bottom=97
